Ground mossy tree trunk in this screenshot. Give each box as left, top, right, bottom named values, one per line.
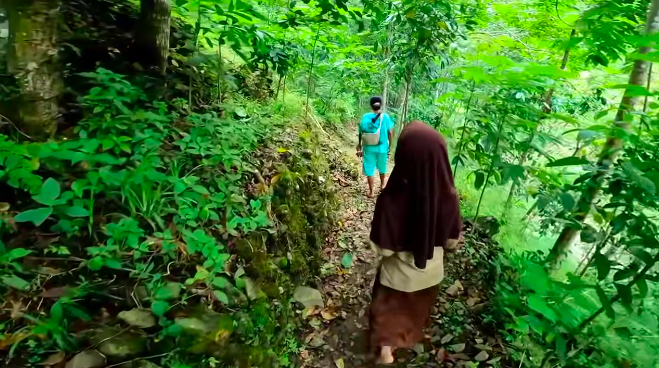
left=547, top=0, right=659, bottom=269
left=7, top=0, right=61, bottom=139
left=138, top=0, right=171, bottom=74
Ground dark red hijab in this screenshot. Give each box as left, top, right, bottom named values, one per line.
left=370, top=121, right=461, bottom=269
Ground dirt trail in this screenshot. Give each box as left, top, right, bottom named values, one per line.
left=301, top=133, right=510, bottom=368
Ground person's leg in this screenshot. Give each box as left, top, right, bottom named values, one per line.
left=362, top=151, right=376, bottom=197
left=378, top=346, right=394, bottom=364
left=376, top=153, right=388, bottom=192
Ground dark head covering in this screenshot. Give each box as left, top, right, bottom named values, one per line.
left=370, top=121, right=461, bottom=269
left=370, top=96, right=382, bottom=111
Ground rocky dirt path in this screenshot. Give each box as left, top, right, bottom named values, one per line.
left=300, top=134, right=512, bottom=368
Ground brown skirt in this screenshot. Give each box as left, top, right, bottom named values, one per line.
left=368, top=272, right=440, bottom=352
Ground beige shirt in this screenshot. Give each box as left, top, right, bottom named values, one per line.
left=371, top=240, right=458, bottom=292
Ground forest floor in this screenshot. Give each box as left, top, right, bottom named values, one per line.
left=300, top=128, right=513, bottom=368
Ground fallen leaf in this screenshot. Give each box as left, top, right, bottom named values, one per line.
left=118, top=308, right=156, bottom=328
left=488, top=356, right=502, bottom=364
left=448, top=353, right=471, bottom=361
left=466, top=297, right=480, bottom=307
left=38, top=351, right=65, bottom=366
left=440, top=334, right=454, bottom=344
left=40, top=286, right=70, bottom=298
left=445, top=280, right=463, bottom=296
left=436, top=348, right=449, bottom=362
left=450, top=343, right=466, bottom=353
left=335, top=358, right=344, bottom=368
left=293, top=286, right=324, bottom=308
left=474, top=344, right=491, bottom=351
left=65, top=350, right=105, bottom=368
left=475, top=351, right=489, bottom=361
left=321, top=308, right=339, bottom=321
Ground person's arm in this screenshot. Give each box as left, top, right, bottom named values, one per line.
left=357, top=123, right=363, bottom=157
left=387, top=116, right=394, bottom=156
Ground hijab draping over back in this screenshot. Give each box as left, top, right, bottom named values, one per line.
left=370, top=121, right=461, bottom=269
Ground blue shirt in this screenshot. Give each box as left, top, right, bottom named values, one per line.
left=359, top=112, right=394, bottom=154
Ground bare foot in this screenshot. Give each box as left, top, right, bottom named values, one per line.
left=377, top=346, right=394, bottom=364
left=366, top=190, right=374, bottom=198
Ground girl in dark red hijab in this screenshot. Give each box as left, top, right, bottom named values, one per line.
left=368, top=121, right=462, bottom=364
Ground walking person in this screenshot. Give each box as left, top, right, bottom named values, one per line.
left=357, top=96, right=394, bottom=198
left=367, top=121, right=463, bottom=364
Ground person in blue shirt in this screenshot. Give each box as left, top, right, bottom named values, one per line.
left=357, top=96, right=395, bottom=197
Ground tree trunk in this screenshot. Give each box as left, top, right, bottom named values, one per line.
left=547, top=1, right=659, bottom=269
left=382, top=22, right=393, bottom=111
left=7, top=0, right=61, bottom=139
left=305, top=24, right=321, bottom=118
left=138, top=0, right=171, bottom=74
left=452, top=81, right=476, bottom=177
left=400, top=65, right=414, bottom=125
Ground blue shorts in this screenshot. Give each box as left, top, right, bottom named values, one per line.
left=363, top=151, right=387, bottom=177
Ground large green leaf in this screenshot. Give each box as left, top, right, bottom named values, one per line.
left=547, top=157, right=589, bottom=167
left=65, top=206, right=90, bottom=217
left=594, top=253, right=610, bottom=281
left=527, top=294, right=558, bottom=322
left=33, top=178, right=61, bottom=206
left=474, top=171, right=485, bottom=190
left=595, top=286, right=615, bottom=319
left=2, top=275, right=31, bottom=290
left=14, top=207, right=53, bottom=226
left=614, top=283, right=633, bottom=312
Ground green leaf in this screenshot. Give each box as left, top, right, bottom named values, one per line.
left=547, top=157, right=589, bottom=167
left=154, top=282, right=182, bottom=300
left=214, top=290, right=229, bottom=304
left=636, top=276, right=648, bottom=298
left=560, top=193, right=575, bottom=212
left=341, top=253, right=354, bottom=269
left=614, top=283, right=633, bottom=312
left=2, top=275, right=31, bottom=290
left=212, top=277, right=229, bottom=288
left=474, top=171, right=485, bottom=190
left=192, top=185, right=210, bottom=195
left=595, top=286, right=615, bottom=319
left=614, top=264, right=638, bottom=282
left=174, top=181, right=187, bottom=194
left=14, top=207, right=53, bottom=226
left=594, top=253, right=610, bottom=281
left=151, top=300, right=170, bottom=317
left=65, top=206, right=90, bottom=217
left=527, top=294, right=558, bottom=322
left=4, top=248, right=32, bottom=261
left=88, top=257, right=104, bottom=271
left=33, top=178, right=61, bottom=206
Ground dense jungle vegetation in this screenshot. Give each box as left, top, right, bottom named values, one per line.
left=1, top=0, right=659, bottom=367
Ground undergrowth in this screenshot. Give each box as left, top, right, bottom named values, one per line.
left=0, top=68, right=342, bottom=367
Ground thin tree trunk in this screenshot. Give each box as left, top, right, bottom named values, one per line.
left=382, top=22, right=393, bottom=110
left=138, top=0, right=171, bottom=74
left=474, top=113, right=507, bottom=223
left=305, top=24, right=321, bottom=118
left=7, top=0, right=61, bottom=139
left=400, top=65, right=414, bottom=125
left=577, top=226, right=611, bottom=277
left=503, top=28, right=576, bottom=217
left=452, top=81, right=476, bottom=177
left=547, top=3, right=659, bottom=269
